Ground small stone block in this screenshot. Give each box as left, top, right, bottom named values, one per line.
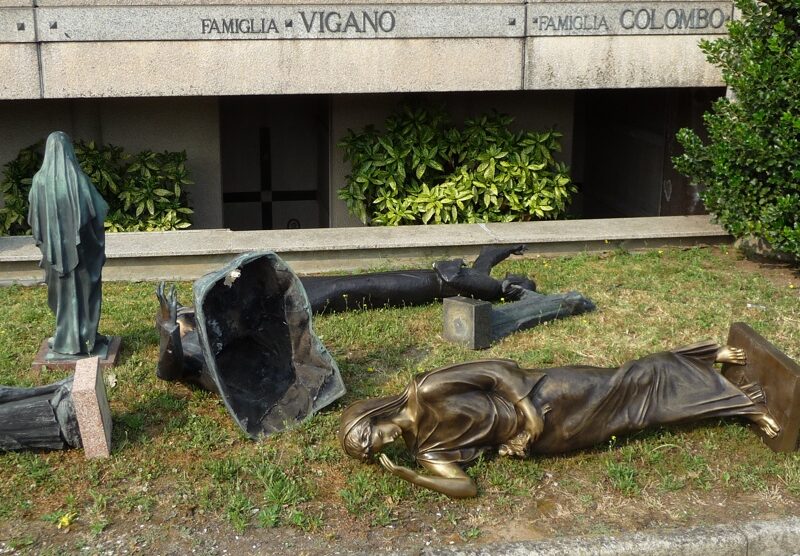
left=722, top=322, right=800, bottom=452
left=443, top=296, right=492, bottom=350
left=72, top=357, right=112, bottom=458
left=32, top=336, right=122, bottom=371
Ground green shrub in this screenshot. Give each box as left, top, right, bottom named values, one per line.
left=673, top=0, right=800, bottom=257
left=0, top=140, right=193, bottom=234
left=338, top=106, right=575, bottom=225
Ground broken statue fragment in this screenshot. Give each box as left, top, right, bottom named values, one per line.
left=156, top=251, right=345, bottom=438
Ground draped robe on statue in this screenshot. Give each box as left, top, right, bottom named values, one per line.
left=395, top=342, right=765, bottom=465
left=28, top=132, right=109, bottom=355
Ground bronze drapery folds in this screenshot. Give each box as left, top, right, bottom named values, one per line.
left=339, top=340, right=781, bottom=498
left=28, top=131, right=109, bottom=356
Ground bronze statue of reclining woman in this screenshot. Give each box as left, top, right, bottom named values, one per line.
left=339, top=340, right=781, bottom=498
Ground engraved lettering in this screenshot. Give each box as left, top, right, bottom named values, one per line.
left=363, top=10, right=379, bottom=32
left=378, top=11, right=395, bottom=32
left=620, top=9, right=634, bottom=30
left=325, top=11, right=341, bottom=32
left=343, top=11, right=361, bottom=32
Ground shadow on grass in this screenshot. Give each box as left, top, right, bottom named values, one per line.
left=112, top=390, right=189, bottom=450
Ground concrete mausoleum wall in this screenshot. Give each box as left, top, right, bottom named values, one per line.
left=0, top=97, right=223, bottom=228
left=0, top=0, right=731, bottom=229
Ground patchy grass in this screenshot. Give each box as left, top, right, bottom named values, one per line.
left=0, top=246, right=799, bottom=554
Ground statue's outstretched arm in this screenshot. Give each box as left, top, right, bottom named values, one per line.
left=155, top=282, right=185, bottom=381
left=471, top=245, right=526, bottom=274
left=378, top=454, right=477, bottom=498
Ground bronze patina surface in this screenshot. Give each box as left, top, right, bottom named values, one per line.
left=340, top=335, right=782, bottom=498
left=28, top=131, right=109, bottom=358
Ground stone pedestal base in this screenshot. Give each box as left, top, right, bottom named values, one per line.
left=32, top=336, right=121, bottom=370
left=442, top=291, right=596, bottom=350
left=443, top=297, right=492, bottom=349
left=722, top=322, right=800, bottom=452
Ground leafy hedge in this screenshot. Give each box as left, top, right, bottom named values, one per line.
left=338, top=106, right=575, bottom=225
left=673, top=0, right=799, bottom=257
left=0, top=140, right=194, bottom=234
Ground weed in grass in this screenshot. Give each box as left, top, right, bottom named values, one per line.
left=7, top=534, right=36, bottom=550
left=89, top=516, right=111, bottom=537
left=462, top=526, right=482, bottom=540
left=657, top=470, right=686, bottom=492
left=181, top=413, right=233, bottom=449
left=119, top=493, right=156, bottom=517
left=205, top=457, right=241, bottom=483
left=257, top=504, right=282, bottom=528
left=14, top=452, right=55, bottom=490
left=259, top=465, right=306, bottom=507
left=779, top=455, right=800, bottom=495
left=288, top=509, right=322, bottom=532
left=340, top=468, right=402, bottom=526
left=682, top=453, right=713, bottom=490
left=224, top=489, right=254, bottom=533
left=605, top=446, right=640, bottom=496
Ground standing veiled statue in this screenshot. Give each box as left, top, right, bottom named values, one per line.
left=28, top=131, right=109, bottom=356
left=340, top=340, right=781, bottom=498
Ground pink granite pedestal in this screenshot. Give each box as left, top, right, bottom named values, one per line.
left=72, top=356, right=113, bottom=458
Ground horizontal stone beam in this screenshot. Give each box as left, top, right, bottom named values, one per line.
left=0, top=216, right=732, bottom=284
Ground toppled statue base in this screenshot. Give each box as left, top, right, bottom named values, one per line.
left=157, top=252, right=345, bottom=438
left=443, top=290, right=596, bottom=349
left=340, top=326, right=787, bottom=498
left=1, top=357, right=112, bottom=457
left=722, top=322, right=800, bottom=452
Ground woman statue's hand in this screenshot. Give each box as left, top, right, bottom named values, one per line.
left=378, top=454, right=418, bottom=481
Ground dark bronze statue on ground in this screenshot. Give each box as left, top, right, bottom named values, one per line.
left=156, top=245, right=534, bottom=392
left=339, top=340, right=781, bottom=498
left=0, top=378, right=80, bottom=451
left=303, top=245, right=535, bottom=313
left=28, top=131, right=109, bottom=357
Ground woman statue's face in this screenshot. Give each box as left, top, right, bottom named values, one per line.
left=369, top=422, right=402, bottom=453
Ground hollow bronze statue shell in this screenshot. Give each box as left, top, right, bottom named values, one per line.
left=339, top=342, right=781, bottom=498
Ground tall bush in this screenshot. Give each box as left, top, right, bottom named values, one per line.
left=0, top=140, right=193, bottom=234
left=673, top=0, right=800, bottom=257
left=338, top=106, right=575, bottom=225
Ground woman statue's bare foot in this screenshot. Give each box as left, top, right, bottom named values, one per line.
left=752, top=413, right=781, bottom=438
left=716, top=346, right=746, bottom=365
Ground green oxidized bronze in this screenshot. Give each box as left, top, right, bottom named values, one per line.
left=28, top=131, right=109, bottom=356
left=339, top=341, right=781, bottom=498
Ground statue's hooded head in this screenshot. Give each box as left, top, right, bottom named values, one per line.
left=28, top=131, right=108, bottom=276
left=339, top=391, right=408, bottom=461
left=43, top=131, right=80, bottom=168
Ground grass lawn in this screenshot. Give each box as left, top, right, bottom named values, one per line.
left=0, top=245, right=799, bottom=554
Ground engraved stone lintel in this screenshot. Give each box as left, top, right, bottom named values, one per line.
left=34, top=4, right=524, bottom=43
left=443, top=296, right=492, bottom=350
left=72, top=356, right=113, bottom=459
left=722, top=322, right=800, bottom=452
left=528, top=2, right=734, bottom=37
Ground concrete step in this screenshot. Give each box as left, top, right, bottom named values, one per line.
left=0, top=215, right=731, bottom=284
